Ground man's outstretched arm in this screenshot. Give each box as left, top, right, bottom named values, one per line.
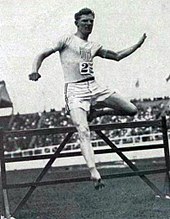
left=29, top=48, right=55, bottom=81
left=97, top=33, right=147, bottom=61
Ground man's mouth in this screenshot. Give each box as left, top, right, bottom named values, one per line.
left=85, top=26, right=92, bottom=31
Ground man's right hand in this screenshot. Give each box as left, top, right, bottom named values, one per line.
left=29, top=72, right=41, bottom=81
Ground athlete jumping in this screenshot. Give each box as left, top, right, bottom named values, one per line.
left=29, top=8, right=147, bottom=189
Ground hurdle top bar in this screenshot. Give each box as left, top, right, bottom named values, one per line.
left=2, top=119, right=162, bottom=137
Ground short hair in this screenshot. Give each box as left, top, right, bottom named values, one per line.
left=74, top=8, right=95, bottom=21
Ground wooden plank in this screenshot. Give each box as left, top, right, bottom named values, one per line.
left=5, top=143, right=164, bottom=163
left=5, top=168, right=167, bottom=189
left=0, top=117, right=167, bottom=217
left=4, top=119, right=161, bottom=137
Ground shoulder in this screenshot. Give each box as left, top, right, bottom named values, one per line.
left=58, top=34, right=74, bottom=44
left=52, top=34, right=74, bottom=51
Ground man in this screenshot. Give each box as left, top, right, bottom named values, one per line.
left=29, top=8, right=147, bottom=189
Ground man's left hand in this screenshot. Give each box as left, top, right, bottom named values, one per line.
left=138, top=33, right=147, bottom=47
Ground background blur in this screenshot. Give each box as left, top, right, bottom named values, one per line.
left=0, top=0, right=170, bottom=115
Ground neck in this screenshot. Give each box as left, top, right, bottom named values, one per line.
left=75, top=31, right=89, bottom=41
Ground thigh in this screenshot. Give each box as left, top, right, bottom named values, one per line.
left=102, top=92, right=137, bottom=113
left=65, top=83, right=91, bottom=113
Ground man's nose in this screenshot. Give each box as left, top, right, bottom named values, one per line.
left=87, top=20, right=92, bottom=25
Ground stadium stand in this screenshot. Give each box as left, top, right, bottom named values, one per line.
left=0, top=96, right=170, bottom=152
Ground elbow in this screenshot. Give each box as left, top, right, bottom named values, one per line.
left=106, top=54, right=121, bottom=61
left=36, top=52, right=48, bottom=62
left=113, top=53, right=122, bottom=62
left=37, top=48, right=54, bottom=60
left=39, top=52, right=47, bottom=60
left=115, top=56, right=121, bottom=62
left=115, top=52, right=125, bottom=61
left=35, top=53, right=44, bottom=61
left=102, top=50, right=122, bottom=61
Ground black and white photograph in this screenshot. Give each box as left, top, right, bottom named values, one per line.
left=0, top=0, right=170, bottom=218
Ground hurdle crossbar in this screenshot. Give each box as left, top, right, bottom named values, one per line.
left=0, top=116, right=170, bottom=218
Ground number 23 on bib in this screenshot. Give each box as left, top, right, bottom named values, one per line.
left=79, top=62, right=94, bottom=75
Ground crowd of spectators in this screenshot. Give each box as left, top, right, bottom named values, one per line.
left=1, top=96, right=170, bottom=152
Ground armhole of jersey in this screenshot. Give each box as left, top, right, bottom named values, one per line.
left=93, top=44, right=102, bottom=57
left=52, top=35, right=69, bottom=52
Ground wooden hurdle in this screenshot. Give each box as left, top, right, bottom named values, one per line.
left=0, top=116, right=170, bottom=218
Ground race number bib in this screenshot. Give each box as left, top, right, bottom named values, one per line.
left=79, top=62, right=94, bottom=75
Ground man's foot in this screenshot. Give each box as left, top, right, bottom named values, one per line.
left=91, top=178, right=105, bottom=190
left=90, top=167, right=105, bottom=190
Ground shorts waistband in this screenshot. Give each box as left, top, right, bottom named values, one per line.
left=76, top=77, right=95, bottom=83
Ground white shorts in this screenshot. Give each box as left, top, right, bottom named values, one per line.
left=65, top=79, right=114, bottom=112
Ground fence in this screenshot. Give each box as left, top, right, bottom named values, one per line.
left=0, top=116, right=170, bottom=219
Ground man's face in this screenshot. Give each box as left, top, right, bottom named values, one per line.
left=76, top=14, right=94, bottom=35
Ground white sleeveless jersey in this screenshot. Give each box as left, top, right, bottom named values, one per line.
left=52, top=34, right=102, bottom=83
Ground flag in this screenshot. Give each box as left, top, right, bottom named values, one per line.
left=0, top=81, right=13, bottom=108
left=135, top=79, right=140, bottom=88
left=166, top=74, right=170, bottom=82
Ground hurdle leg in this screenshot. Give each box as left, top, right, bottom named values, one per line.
left=0, top=130, right=11, bottom=219
left=161, top=116, right=170, bottom=198
left=12, top=132, right=73, bottom=216
left=96, top=130, right=165, bottom=198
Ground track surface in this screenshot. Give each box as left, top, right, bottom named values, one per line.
left=1, top=158, right=170, bottom=219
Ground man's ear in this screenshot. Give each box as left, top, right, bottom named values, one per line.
left=75, top=20, right=78, bottom=26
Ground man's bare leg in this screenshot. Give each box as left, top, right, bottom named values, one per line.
left=70, top=107, right=104, bottom=189
left=88, top=92, right=137, bottom=121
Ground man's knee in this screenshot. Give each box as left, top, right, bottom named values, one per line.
left=128, top=105, right=138, bottom=116
left=75, top=123, right=90, bottom=139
